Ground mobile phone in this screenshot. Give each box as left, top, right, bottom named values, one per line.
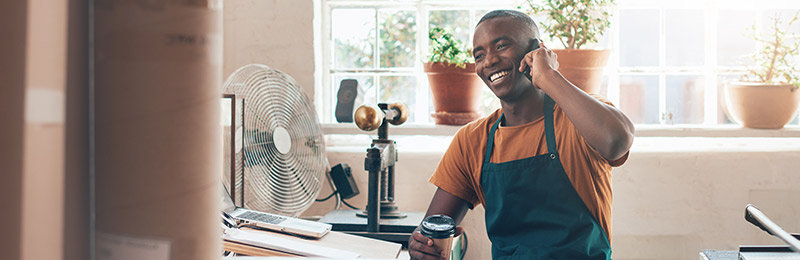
left=522, top=38, right=540, bottom=81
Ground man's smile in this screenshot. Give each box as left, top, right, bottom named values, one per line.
left=489, top=69, right=511, bottom=82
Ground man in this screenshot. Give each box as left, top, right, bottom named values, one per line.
left=408, top=10, right=634, bottom=260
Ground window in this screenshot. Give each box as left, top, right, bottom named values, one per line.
left=319, top=0, right=800, bottom=126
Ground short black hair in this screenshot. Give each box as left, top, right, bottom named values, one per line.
left=477, top=9, right=539, bottom=37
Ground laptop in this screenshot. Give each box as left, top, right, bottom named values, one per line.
left=221, top=184, right=332, bottom=238
left=739, top=204, right=800, bottom=260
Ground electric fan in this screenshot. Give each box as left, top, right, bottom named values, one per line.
left=222, top=64, right=327, bottom=217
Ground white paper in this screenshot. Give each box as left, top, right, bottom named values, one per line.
left=223, top=228, right=359, bottom=258
left=97, top=232, right=171, bottom=260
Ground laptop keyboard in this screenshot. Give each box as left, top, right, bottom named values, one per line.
left=237, top=211, right=287, bottom=225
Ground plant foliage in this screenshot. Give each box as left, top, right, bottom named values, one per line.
left=522, top=0, right=614, bottom=49
left=743, top=11, right=800, bottom=89
left=427, top=27, right=473, bottom=68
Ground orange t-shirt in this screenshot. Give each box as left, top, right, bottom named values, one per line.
left=429, top=96, right=628, bottom=241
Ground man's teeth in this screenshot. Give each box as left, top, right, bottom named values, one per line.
left=490, top=70, right=509, bottom=82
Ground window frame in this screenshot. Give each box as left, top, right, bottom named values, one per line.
left=316, top=0, right=800, bottom=135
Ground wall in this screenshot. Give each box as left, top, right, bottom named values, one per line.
left=305, top=136, right=800, bottom=260
left=223, top=0, right=315, bottom=99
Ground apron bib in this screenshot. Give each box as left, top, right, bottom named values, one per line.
left=480, top=95, right=611, bottom=260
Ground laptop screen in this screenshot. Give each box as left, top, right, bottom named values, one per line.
left=221, top=183, right=236, bottom=213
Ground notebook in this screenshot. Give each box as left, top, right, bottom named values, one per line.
left=739, top=204, right=800, bottom=260
left=221, top=184, right=332, bottom=238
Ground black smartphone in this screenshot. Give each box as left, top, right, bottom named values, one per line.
left=522, top=38, right=540, bottom=81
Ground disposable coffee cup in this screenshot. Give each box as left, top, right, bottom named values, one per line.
left=421, top=214, right=456, bottom=259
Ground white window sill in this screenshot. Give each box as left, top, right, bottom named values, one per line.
left=323, top=124, right=800, bottom=154
left=325, top=134, right=800, bottom=155
left=323, top=123, right=800, bottom=137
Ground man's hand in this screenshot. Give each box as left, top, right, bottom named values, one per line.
left=408, top=226, right=463, bottom=260
left=518, top=41, right=559, bottom=91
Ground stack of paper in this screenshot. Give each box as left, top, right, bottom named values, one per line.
left=222, top=228, right=360, bottom=258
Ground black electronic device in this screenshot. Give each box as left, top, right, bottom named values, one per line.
left=335, top=79, right=359, bottom=123
left=522, top=38, right=540, bottom=82
left=330, top=163, right=359, bottom=199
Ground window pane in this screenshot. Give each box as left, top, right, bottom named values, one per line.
left=718, top=74, right=742, bottom=125
left=666, top=76, right=704, bottom=124
left=379, top=9, right=417, bottom=68
left=620, top=75, right=659, bottom=124
left=475, top=9, right=490, bottom=23
left=331, top=75, right=374, bottom=122
left=718, top=10, right=755, bottom=66
left=429, top=10, right=471, bottom=49
left=332, top=9, right=375, bottom=69
left=379, top=76, right=417, bottom=122
left=666, top=10, right=704, bottom=66
left=598, top=76, right=609, bottom=99
left=762, top=9, right=800, bottom=66
left=619, top=9, right=659, bottom=67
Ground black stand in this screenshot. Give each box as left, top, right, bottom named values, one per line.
left=321, top=103, right=423, bottom=246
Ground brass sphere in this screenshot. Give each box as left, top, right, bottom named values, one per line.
left=354, top=105, right=384, bottom=131
left=387, top=103, right=409, bottom=125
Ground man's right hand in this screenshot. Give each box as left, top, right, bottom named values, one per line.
left=408, top=226, right=463, bottom=260
left=410, top=188, right=470, bottom=259
left=408, top=229, right=445, bottom=260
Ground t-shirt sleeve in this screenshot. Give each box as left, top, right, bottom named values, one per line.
left=429, top=127, right=479, bottom=208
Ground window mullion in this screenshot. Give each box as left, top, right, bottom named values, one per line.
left=416, top=3, right=429, bottom=123
left=374, top=7, right=380, bottom=103
left=703, top=2, right=718, bottom=125
left=608, top=4, right=621, bottom=106
left=658, top=7, right=667, bottom=124
left=321, top=2, right=333, bottom=123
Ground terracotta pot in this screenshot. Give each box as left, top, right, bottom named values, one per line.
left=552, top=49, right=610, bottom=94
left=725, top=82, right=800, bottom=129
left=424, top=62, right=484, bottom=125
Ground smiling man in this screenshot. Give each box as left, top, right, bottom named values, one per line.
left=408, top=10, right=635, bottom=260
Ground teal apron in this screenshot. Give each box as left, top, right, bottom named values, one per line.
left=480, top=95, right=612, bottom=260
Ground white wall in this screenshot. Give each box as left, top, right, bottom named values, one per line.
left=305, top=137, right=800, bottom=260
left=223, top=0, right=315, bottom=98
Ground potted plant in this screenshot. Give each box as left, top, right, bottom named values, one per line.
left=521, top=0, right=614, bottom=94
left=726, top=11, right=800, bottom=129
left=423, top=27, right=484, bottom=125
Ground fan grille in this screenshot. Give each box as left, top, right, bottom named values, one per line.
left=223, top=64, right=326, bottom=217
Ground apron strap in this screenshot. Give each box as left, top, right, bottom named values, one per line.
left=544, top=94, right=557, bottom=154
left=484, top=113, right=503, bottom=163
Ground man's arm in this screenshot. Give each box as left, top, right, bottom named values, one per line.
left=409, top=188, right=471, bottom=260
left=521, top=43, right=634, bottom=162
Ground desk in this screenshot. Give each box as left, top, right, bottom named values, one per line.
left=223, top=227, right=402, bottom=259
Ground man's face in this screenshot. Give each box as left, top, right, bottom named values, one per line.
left=472, top=17, right=535, bottom=101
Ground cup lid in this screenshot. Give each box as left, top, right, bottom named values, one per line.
left=421, top=214, right=455, bottom=238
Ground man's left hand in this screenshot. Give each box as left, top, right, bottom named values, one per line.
left=518, top=41, right=559, bottom=91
